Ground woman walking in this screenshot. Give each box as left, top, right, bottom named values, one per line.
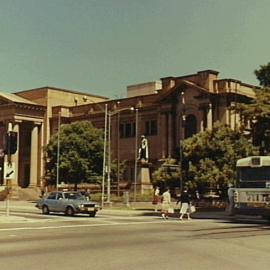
left=177, top=187, right=191, bottom=220
left=161, top=188, right=171, bottom=220
left=152, top=186, right=161, bottom=212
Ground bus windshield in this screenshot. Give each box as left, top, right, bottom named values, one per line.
left=237, top=166, right=270, bottom=188
left=238, top=167, right=270, bottom=182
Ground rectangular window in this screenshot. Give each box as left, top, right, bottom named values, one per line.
left=145, top=120, right=157, bottom=136
left=120, top=122, right=135, bottom=138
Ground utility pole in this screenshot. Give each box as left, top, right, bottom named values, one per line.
left=101, top=104, right=108, bottom=208
left=134, top=108, right=138, bottom=202
left=56, top=111, right=61, bottom=191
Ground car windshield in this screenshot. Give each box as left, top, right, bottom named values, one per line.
left=64, top=192, right=84, bottom=200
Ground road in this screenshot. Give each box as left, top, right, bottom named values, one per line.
left=0, top=208, right=270, bottom=270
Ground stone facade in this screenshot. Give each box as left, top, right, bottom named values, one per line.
left=0, top=70, right=258, bottom=191
left=0, top=87, right=108, bottom=189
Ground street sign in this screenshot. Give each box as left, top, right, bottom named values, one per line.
left=4, top=162, right=15, bottom=180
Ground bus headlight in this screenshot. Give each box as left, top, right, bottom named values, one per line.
left=234, top=191, right=239, bottom=203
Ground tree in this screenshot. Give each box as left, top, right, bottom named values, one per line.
left=254, top=62, right=270, bottom=88
left=152, top=159, right=181, bottom=192
left=44, top=121, right=104, bottom=190
left=236, top=63, right=270, bottom=153
left=183, top=123, right=257, bottom=196
left=109, top=159, right=127, bottom=183
left=238, top=88, right=270, bottom=153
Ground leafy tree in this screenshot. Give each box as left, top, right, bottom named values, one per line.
left=238, top=88, right=270, bottom=153
left=183, top=123, right=257, bottom=196
left=236, top=63, right=270, bottom=153
left=44, top=121, right=104, bottom=190
left=152, top=159, right=181, bottom=192
left=254, top=62, right=270, bottom=88
left=109, top=159, right=127, bottom=183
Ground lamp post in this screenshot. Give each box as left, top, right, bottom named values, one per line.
left=56, top=111, right=61, bottom=191
left=101, top=104, right=108, bottom=208
left=179, top=91, right=185, bottom=192
left=107, top=112, right=111, bottom=204
left=134, top=108, right=139, bottom=202
left=105, top=106, right=134, bottom=205
left=117, top=111, right=120, bottom=196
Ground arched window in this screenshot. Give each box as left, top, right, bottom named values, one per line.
left=184, top=114, right=197, bottom=138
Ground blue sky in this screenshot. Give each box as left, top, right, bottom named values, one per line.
left=0, top=0, right=269, bottom=98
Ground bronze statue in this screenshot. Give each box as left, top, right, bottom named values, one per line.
left=138, top=135, right=149, bottom=161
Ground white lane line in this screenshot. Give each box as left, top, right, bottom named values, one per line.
left=0, top=220, right=179, bottom=232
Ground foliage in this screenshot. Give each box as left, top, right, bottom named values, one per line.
left=44, top=121, right=104, bottom=189
left=152, top=159, right=181, bottom=191
left=238, top=88, right=270, bottom=120
left=254, top=62, right=270, bottom=88
left=109, top=159, right=127, bottom=184
left=183, top=123, right=258, bottom=193
left=236, top=63, right=270, bottom=153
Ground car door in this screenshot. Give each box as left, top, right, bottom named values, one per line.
left=45, top=192, right=58, bottom=212
left=54, top=192, right=65, bottom=212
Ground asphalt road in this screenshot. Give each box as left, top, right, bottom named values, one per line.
left=0, top=211, right=270, bottom=270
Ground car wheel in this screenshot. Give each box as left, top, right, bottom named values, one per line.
left=66, top=206, right=74, bottom=216
left=42, top=205, right=50, bottom=215
left=89, top=212, right=96, bottom=217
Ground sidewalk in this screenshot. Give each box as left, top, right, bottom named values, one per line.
left=0, top=200, right=256, bottom=223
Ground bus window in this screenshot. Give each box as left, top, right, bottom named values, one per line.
left=237, top=166, right=270, bottom=188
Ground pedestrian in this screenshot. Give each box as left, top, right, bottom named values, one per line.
left=177, top=187, right=192, bottom=220
left=161, top=187, right=171, bottom=220
left=152, top=186, right=161, bottom=212
left=227, top=183, right=235, bottom=216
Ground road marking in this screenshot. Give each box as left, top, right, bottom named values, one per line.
left=0, top=220, right=182, bottom=232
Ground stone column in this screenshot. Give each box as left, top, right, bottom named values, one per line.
left=200, top=108, right=205, bottom=132
left=39, top=122, right=44, bottom=187
left=13, top=122, right=20, bottom=186
left=30, top=125, right=38, bottom=187
left=225, top=108, right=230, bottom=127
left=207, top=103, right=213, bottom=130
left=161, top=113, right=167, bottom=158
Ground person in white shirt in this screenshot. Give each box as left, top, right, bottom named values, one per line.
left=161, top=188, right=171, bottom=219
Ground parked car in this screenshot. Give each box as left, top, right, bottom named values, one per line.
left=36, top=191, right=100, bottom=217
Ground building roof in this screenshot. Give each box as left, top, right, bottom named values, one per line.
left=156, top=79, right=211, bottom=102
left=0, top=92, right=36, bottom=105
left=15, top=86, right=109, bottom=100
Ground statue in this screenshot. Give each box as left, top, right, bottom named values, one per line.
left=135, top=135, right=152, bottom=194
left=138, top=135, right=149, bottom=162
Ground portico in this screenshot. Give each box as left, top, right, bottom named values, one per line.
left=0, top=93, right=45, bottom=188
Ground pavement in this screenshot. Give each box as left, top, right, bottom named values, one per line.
left=0, top=200, right=261, bottom=224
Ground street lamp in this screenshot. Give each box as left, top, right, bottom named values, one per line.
left=56, top=111, right=61, bottom=191
left=101, top=104, right=108, bottom=208
left=134, top=108, right=139, bottom=202
left=179, top=91, right=185, bottom=192
left=105, top=106, right=134, bottom=205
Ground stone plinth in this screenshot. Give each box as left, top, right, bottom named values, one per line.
left=133, top=160, right=153, bottom=194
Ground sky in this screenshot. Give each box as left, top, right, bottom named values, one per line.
left=0, top=0, right=269, bottom=99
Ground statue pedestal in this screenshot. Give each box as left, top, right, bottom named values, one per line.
left=133, top=160, right=153, bottom=194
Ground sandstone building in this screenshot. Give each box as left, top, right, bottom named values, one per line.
left=0, top=70, right=257, bottom=193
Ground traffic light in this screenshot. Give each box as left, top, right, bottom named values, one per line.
left=5, top=131, right=17, bottom=155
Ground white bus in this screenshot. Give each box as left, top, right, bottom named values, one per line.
left=234, top=156, right=270, bottom=220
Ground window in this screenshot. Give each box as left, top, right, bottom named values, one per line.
left=184, top=114, right=197, bottom=138
left=120, top=122, right=135, bottom=138
left=47, top=193, right=57, bottom=200
left=145, top=120, right=157, bottom=136
left=57, top=193, right=63, bottom=200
